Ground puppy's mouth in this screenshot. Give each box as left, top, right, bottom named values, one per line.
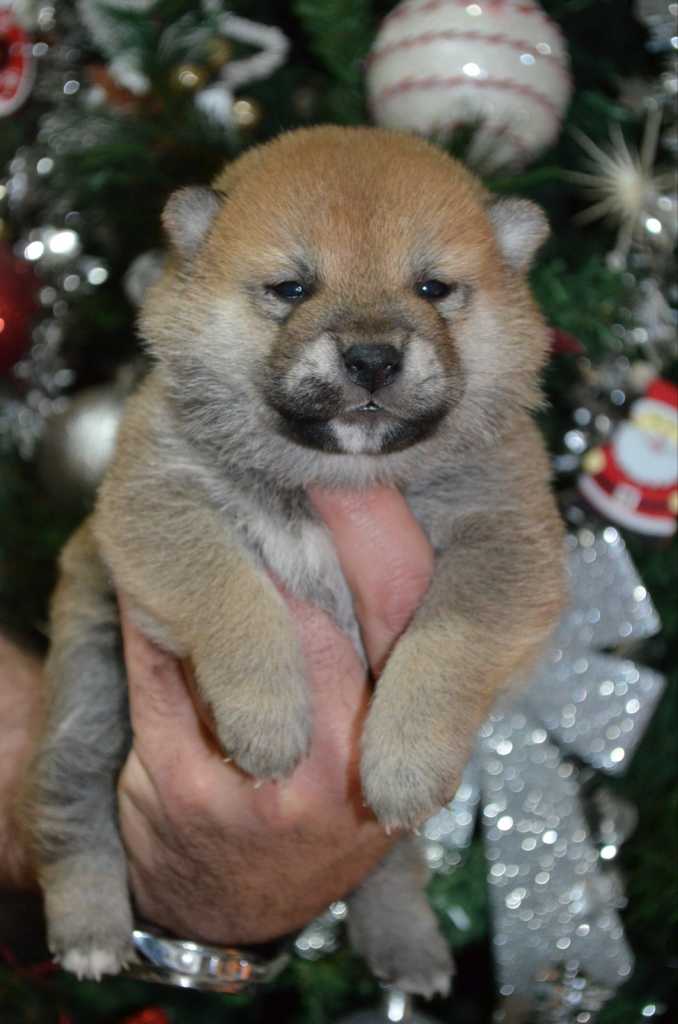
left=338, top=399, right=390, bottom=423
left=271, top=396, right=448, bottom=455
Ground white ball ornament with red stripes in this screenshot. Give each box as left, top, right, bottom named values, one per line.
left=366, top=0, right=572, bottom=170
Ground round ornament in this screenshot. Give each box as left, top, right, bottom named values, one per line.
left=366, top=0, right=572, bottom=170
left=170, top=63, right=208, bottom=93
left=0, top=3, right=34, bottom=117
left=579, top=377, right=678, bottom=537
left=0, top=242, right=37, bottom=374
left=232, top=95, right=262, bottom=128
left=38, top=382, right=126, bottom=506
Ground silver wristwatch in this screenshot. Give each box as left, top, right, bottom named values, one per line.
left=127, top=926, right=291, bottom=993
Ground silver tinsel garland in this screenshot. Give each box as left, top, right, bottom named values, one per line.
left=299, top=529, right=666, bottom=1016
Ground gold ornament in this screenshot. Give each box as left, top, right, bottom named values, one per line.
left=232, top=96, right=262, bottom=128
left=170, top=63, right=208, bottom=93
left=582, top=447, right=606, bottom=475
left=205, top=37, right=234, bottom=70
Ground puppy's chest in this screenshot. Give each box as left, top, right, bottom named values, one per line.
left=234, top=499, right=357, bottom=638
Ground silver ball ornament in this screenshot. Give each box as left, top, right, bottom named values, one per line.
left=39, top=379, right=131, bottom=506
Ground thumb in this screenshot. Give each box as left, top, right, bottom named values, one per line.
left=308, top=487, right=433, bottom=675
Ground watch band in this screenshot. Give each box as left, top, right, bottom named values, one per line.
left=127, top=926, right=291, bottom=993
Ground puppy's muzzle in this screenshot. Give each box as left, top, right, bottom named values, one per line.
left=343, top=344, right=402, bottom=393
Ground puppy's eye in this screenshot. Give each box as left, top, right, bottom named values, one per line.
left=267, top=280, right=307, bottom=302
left=416, top=280, right=455, bottom=301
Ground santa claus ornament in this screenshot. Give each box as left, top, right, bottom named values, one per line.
left=366, top=0, right=572, bottom=170
left=0, top=3, right=34, bottom=116
left=579, top=378, right=678, bottom=538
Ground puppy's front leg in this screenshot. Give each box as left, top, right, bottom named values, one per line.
left=362, top=510, right=564, bottom=829
left=188, top=552, right=311, bottom=780
left=96, top=466, right=310, bottom=781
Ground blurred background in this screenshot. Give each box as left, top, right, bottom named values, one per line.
left=0, top=1, right=676, bottom=1022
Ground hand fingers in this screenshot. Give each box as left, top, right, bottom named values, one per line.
left=118, top=596, right=209, bottom=761
left=309, top=487, right=433, bottom=674
left=283, top=596, right=369, bottom=804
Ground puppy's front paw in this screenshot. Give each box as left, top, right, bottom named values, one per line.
left=201, top=638, right=312, bottom=779
left=361, top=704, right=462, bottom=830
left=213, top=688, right=312, bottom=779
left=42, top=856, right=134, bottom=981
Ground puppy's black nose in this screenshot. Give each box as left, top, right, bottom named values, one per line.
left=343, top=344, right=402, bottom=392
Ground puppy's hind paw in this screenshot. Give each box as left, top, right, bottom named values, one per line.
left=59, top=944, right=133, bottom=982
left=42, top=853, right=134, bottom=982
left=370, top=933, right=454, bottom=1000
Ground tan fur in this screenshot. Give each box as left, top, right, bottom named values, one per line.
left=28, top=127, right=565, bottom=988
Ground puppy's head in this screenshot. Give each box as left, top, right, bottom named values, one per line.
left=142, top=127, right=549, bottom=484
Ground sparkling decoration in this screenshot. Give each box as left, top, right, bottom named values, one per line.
left=76, top=0, right=288, bottom=125
left=526, top=963, right=626, bottom=1024
left=0, top=242, right=37, bottom=374
left=192, top=6, right=289, bottom=126
left=231, top=95, right=262, bottom=129
left=295, top=900, right=346, bottom=960
left=0, top=2, right=35, bottom=116
left=76, top=0, right=157, bottom=95
left=632, top=277, right=678, bottom=366
left=366, top=0, right=572, bottom=171
left=580, top=377, right=677, bottom=537
left=0, top=5, right=116, bottom=455
left=570, top=110, right=675, bottom=267
left=335, top=989, right=437, bottom=1023
left=635, top=0, right=678, bottom=52
left=0, top=200, right=112, bottom=455
left=303, top=530, right=665, bottom=1015
left=169, top=62, right=209, bottom=93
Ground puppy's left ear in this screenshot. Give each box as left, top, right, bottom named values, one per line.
left=487, top=197, right=549, bottom=272
left=162, top=186, right=224, bottom=258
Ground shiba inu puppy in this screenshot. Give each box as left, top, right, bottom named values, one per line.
left=28, top=127, right=565, bottom=996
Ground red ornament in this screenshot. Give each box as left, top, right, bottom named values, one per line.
left=0, top=243, right=37, bottom=374
left=579, top=377, right=678, bottom=537
left=121, top=1009, right=170, bottom=1024
left=0, top=4, right=34, bottom=117
left=549, top=327, right=585, bottom=356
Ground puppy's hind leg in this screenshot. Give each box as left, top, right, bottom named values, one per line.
left=347, top=838, right=453, bottom=999
left=26, top=521, right=133, bottom=980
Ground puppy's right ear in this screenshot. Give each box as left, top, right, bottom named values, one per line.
left=162, top=186, right=223, bottom=258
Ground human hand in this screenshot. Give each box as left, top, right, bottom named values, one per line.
left=117, top=486, right=434, bottom=945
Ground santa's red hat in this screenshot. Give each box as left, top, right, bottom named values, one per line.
left=645, top=378, right=678, bottom=414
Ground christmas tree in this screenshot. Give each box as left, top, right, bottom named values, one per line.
left=0, top=1, right=676, bottom=1022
